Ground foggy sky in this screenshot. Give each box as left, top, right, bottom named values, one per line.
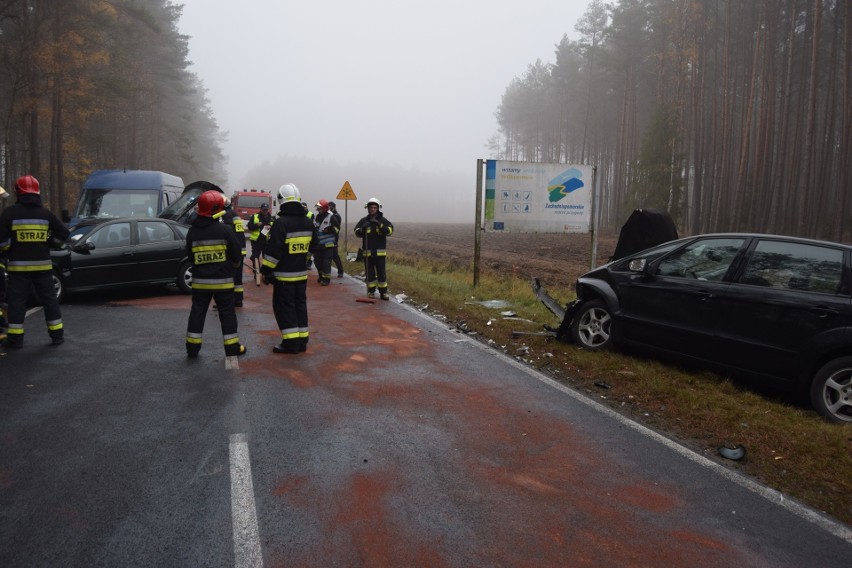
left=177, top=0, right=591, bottom=222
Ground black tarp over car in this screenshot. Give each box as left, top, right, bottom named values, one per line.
left=610, top=208, right=679, bottom=261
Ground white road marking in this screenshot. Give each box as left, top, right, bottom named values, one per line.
left=225, top=355, right=240, bottom=370
left=230, top=433, right=263, bottom=568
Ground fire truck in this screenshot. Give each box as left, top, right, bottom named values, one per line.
left=231, top=189, right=273, bottom=221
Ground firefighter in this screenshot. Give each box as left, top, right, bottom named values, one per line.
left=354, top=196, right=393, bottom=300
left=185, top=190, right=246, bottom=358
left=221, top=195, right=247, bottom=306
left=247, top=202, right=274, bottom=277
left=328, top=201, right=344, bottom=277
left=0, top=175, right=69, bottom=349
left=313, top=199, right=339, bottom=286
left=261, top=183, right=317, bottom=354
left=0, top=185, right=10, bottom=341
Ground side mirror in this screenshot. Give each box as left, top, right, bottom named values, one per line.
left=72, top=241, right=95, bottom=253
left=628, top=258, right=647, bottom=272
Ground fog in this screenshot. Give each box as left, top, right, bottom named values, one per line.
left=177, top=0, right=591, bottom=222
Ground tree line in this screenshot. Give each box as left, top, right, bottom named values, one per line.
left=0, top=0, right=223, bottom=215
left=492, top=0, right=851, bottom=241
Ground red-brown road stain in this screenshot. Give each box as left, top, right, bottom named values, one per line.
left=116, top=277, right=768, bottom=566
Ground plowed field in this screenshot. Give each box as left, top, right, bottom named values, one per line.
left=375, top=222, right=618, bottom=290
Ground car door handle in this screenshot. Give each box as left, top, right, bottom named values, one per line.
left=122, top=252, right=134, bottom=257
left=696, top=291, right=714, bottom=301
left=812, top=307, right=838, bottom=318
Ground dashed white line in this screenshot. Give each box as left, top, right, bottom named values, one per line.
left=230, top=433, right=263, bottom=568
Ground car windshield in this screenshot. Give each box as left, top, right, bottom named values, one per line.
left=236, top=195, right=269, bottom=208
left=159, top=188, right=203, bottom=221
left=74, top=189, right=158, bottom=220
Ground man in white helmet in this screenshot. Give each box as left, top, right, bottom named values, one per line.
left=261, top=183, right=318, bottom=353
left=354, top=197, right=394, bottom=300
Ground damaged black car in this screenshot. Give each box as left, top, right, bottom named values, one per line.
left=561, top=233, right=852, bottom=423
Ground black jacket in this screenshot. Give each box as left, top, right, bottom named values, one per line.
left=262, top=203, right=317, bottom=282
left=0, top=195, right=69, bottom=273
left=354, top=211, right=393, bottom=257
left=185, top=216, right=241, bottom=291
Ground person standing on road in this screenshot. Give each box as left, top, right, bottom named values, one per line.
left=221, top=195, right=247, bottom=307
left=354, top=196, right=393, bottom=300
left=247, top=202, right=273, bottom=278
left=0, top=175, right=69, bottom=349
left=313, top=199, right=339, bottom=286
left=261, top=183, right=317, bottom=354
left=328, top=201, right=344, bottom=278
left=185, top=190, right=246, bottom=358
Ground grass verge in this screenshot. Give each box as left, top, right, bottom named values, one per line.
left=345, top=253, right=852, bottom=527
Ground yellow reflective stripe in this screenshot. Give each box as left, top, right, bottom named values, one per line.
left=186, top=336, right=202, bottom=344
left=7, top=264, right=52, bottom=272
left=192, top=283, right=234, bottom=290
left=47, top=322, right=63, bottom=331
left=8, top=328, right=24, bottom=335
left=192, top=243, right=227, bottom=253
left=223, top=336, right=240, bottom=346
left=11, top=222, right=49, bottom=230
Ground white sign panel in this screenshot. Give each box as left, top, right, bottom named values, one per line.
left=484, top=160, right=593, bottom=233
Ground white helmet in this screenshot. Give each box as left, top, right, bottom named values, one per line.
left=277, top=183, right=300, bottom=203
left=365, top=197, right=382, bottom=209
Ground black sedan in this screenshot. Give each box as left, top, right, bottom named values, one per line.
left=51, top=218, right=192, bottom=302
left=563, top=233, right=852, bottom=423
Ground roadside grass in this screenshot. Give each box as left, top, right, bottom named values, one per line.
left=345, top=253, right=852, bottom=527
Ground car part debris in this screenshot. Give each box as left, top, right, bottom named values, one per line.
left=532, top=278, right=566, bottom=321
left=718, top=445, right=746, bottom=461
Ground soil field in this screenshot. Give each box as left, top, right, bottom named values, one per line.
left=370, top=222, right=619, bottom=291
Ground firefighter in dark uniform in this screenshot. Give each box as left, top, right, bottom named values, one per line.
left=312, top=199, right=340, bottom=286
left=354, top=196, right=393, bottom=300
left=185, top=190, right=246, bottom=358
left=221, top=195, right=247, bottom=307
left=247, top=202, right=273, bottom=277
left=328, top=201, right=344, bottom=277
left=0, top=175, right=69, bottom=348
left=261, top=183, right=317, bottom=354
left=0, top=185, right=11, bottom=341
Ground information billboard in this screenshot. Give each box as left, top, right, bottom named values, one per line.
left=484, top=160, right=594, bottom=233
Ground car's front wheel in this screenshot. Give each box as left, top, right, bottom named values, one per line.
left=810, top=357, right=852, bottom=423
left=176, top=261, right=192, bottom=294
left=570, top=299, right=613, bottom=349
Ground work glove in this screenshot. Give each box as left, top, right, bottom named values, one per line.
left=263, top=272, right=275, bottom=285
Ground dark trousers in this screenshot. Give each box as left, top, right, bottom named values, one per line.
left=234, top=256, right=244, bottom=305
left=272, top=280, right=308, bottom=352
left=364, top=255, right=388, bottom=293
left=315, top=245, right=333, bottom=282
left=331, top=244, right=343, bottom=275
left=186, top=289, right=241, bottom=356
left=6, top=270, right=63, bottom=344
left=249, top=238, right=265, bottom=264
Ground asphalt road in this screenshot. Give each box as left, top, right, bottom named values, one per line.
left=1, top=269, right=850, bottom=567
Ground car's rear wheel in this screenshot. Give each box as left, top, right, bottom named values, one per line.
left=176, top=261, right=192, bottom=294
left=810, top=357, right=852, bottom=423
left=52, top=270, right=66, bottom=304
left=570, top=299, right=612, bottom=349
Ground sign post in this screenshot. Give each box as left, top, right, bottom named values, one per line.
left=336, top=181, right=357, bottom=256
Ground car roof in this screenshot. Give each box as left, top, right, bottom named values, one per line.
left=668, top=233, right=852, bottom=250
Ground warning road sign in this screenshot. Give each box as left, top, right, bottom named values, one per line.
left=337, top=181, right=357, bottom=200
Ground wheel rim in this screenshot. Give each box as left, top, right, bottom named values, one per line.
left=183, top=265, right=192, bottom=289
left=578, top=307, right=611, bottom=347
left=821, top=367, right=852, bottom=422
left=52, top=273, right=62, bottom=299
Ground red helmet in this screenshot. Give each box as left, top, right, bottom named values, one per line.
left=315, top=199, right=329, bottom=213
left=196, top=190, right=226, bottom=217
left=15, top=175, right=40, bottom=196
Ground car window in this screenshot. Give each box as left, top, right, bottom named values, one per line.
left=88, top=222, right=131, bottom=249
left=610, top=241, right=682, bottom=271
left=138, top=221, right=176, bottom=245
left=739, top=240, right=844, bottom=294
left=655, top=238, right=744, bottom=280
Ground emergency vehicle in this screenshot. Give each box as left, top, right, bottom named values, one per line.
left=231, top=189, right=273, bottom=221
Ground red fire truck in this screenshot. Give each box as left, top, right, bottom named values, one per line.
left=231, top=189, right=273, bottom=221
